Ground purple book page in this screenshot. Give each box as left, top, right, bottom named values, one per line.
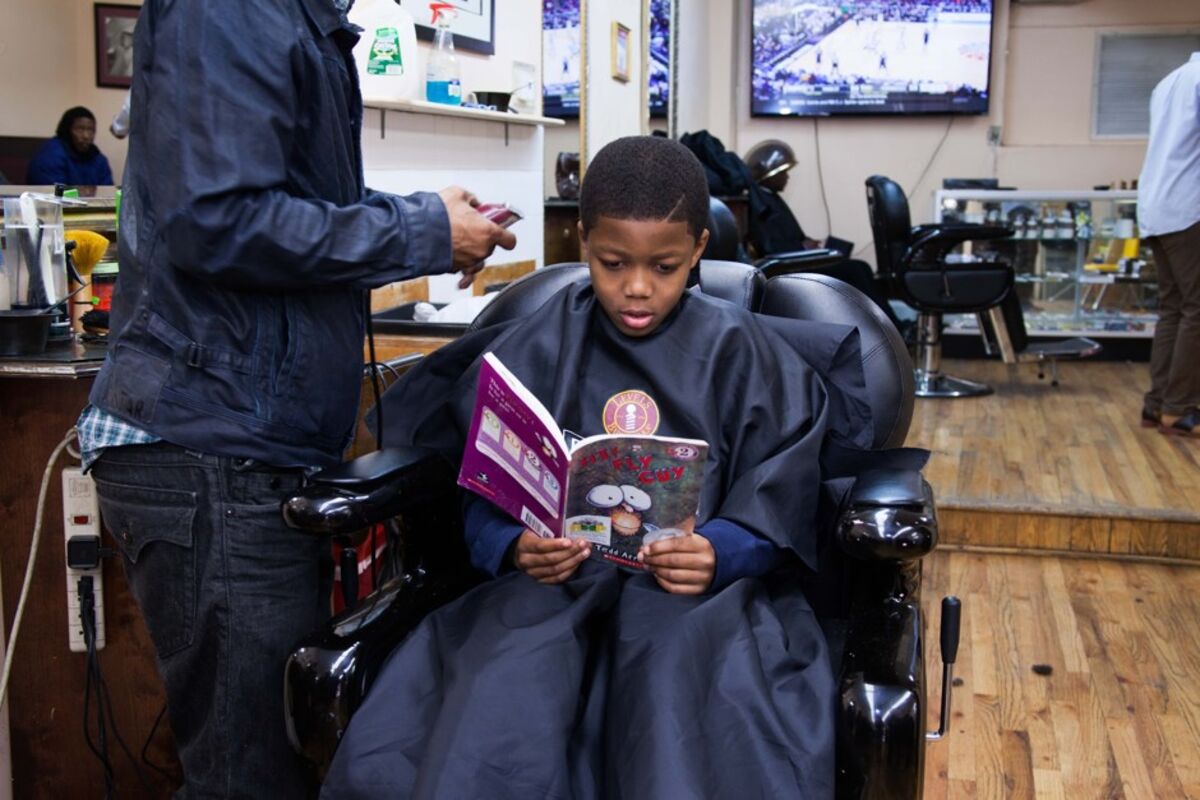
left=457, top=353, right=570, bottom=538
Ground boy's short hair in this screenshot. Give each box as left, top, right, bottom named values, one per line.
left=579, top=136, right=710, bottom=240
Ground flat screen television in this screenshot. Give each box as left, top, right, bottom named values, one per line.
left=543, top=0, right=582, bottom=118
left=542, top=0, right=671, bottom=119
left=751, top=0, right=994, bottom=117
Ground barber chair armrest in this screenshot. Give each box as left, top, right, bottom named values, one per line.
left=282, top=447, right=455, bottom=536
left=836, top=597, right=924, bottom=798
left=756, top=248, right=845, bottom=277
left=907, top=223, right=1013, bottom=264
left=837, top=468, right=937, bottom=561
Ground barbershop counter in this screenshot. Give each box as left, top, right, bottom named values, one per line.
left=0, top=340, right=184, bottom=798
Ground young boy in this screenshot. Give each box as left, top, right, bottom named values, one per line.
left=321, top=137, right=870, bottom=799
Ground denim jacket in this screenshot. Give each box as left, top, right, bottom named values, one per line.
left=90, top=0, right=452, bottom=467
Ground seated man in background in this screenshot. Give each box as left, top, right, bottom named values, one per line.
left=26, top=106, right=114, bottom=186
left=745, top=139, right=904, bottom=331
left=744, top=138, right=822, bottom=255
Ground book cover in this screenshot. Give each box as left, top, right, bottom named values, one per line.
left=458, top=353, right=708, bottom=570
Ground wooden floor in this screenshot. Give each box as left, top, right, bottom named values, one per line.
left=907, top=359, right=1200, bottom=560
left=921, top=549, right=1200, bottom=799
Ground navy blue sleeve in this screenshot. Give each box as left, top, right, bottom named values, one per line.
left=462, top=495, right=524, bottom=578
left=25, top=140, right=65, bottom=185
left=698, top=518, right=786, bottom=590
left=151, top=2, right=451, bottom=291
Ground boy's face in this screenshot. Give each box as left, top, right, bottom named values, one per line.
left=580, top=215, right=709, bottom=338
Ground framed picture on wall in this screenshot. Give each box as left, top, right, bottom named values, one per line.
left=94, top=3, right=139, bottom=88
left=611, top=22, right=631, bottom=82
left=414, top=0, right=496, bottom=56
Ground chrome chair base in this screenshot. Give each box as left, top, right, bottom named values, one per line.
left=914, top=370, right=993, bottom=398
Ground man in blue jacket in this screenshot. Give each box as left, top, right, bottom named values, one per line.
left=26, top=106, right=114, bottom=186
left=80, top=0, right=516, bottom=796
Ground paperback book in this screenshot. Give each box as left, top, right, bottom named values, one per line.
left=458, top=353, right=708, bottom=570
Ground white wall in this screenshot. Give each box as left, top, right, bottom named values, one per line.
left=362, top=112, right=546, bottom=300
left=0, top=0, right=142, bottom=182
left=682, top=0, right=1200, bottom=265
left=581, top=0, right=647, bottom=167
left=364, top=0, right=547, bottom=300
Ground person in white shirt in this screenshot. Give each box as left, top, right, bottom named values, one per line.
left=1137, top=52, right=1200, bottom=438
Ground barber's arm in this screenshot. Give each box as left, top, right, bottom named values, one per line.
left=152, top=2, right=512, bottom=292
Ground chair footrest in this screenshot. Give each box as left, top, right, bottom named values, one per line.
left=1025, top=337, right=1102, bottom=359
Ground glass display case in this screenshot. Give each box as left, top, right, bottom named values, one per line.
left=932, top=189, right=1156, bottom=339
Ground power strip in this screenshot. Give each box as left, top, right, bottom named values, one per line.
left=62, top=468, right=105, bottom=653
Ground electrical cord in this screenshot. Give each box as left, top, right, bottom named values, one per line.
left=140, top=702, right=176, bottom=784
left=813, top=118, right=833, bottom=240
left=850, top=116, right=956, bottom=260
left=80, top=577, right=116, bottom=798
left=910, top=116, right=955, bottom=201
left=80, top=574, right=156, bottom=799
left=0, top=428, right=78, bottom=711
left=364, top=295, right=385, bottom=451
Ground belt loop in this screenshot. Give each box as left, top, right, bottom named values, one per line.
left=186, top=343, right=203, bottom=368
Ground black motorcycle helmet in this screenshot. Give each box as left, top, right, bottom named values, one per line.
left=743, top=139, right=797, bottom=192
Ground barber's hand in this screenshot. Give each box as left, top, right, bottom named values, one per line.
left=439, top=186, right=518, bottom=288
left=513, top=532, right=590, bottom=584
left=639, top=534, right=715, bottom=595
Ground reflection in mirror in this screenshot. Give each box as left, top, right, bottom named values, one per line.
left=542, top=1, right=673, bottom=266
left=580, top=0, right=650, bottom=167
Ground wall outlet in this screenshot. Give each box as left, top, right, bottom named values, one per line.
left=987, top=125, right=1002, bottom=146
left=62, top=468, right=105, bottom=653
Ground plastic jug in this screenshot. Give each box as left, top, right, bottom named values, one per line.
left=351, top=0, right=421, bottom=102
left=425, top=2, right=462, bottom=105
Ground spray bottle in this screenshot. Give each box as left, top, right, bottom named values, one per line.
left=351, top=0, right=421, bottom=101
left=425, top=2, right=462, bottom=105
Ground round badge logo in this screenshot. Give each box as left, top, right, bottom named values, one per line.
left=602, top=390, right=661, bottom=435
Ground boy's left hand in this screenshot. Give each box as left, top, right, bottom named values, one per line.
left=639, top=534, right=715, bottom=595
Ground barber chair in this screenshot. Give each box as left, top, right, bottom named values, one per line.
left=979, top=291, right=1101, bottom=386
left=703, top=196, right=845, bottom=277
left=705, top=196, right=904, bottom=333
left=281, top=262, right=961, bottom=799
left=865, top=175, right=1015, bottom=398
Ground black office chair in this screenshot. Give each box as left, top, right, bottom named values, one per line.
left=702, top=196, right=908, bottom=335
left=979, top=291, right=1102, bottom=386
left=281, top=262, right=960, bottom=799
left=865, top=175, right=1015, bottom=398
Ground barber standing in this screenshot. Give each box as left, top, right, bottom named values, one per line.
left=79, top=0, right=515, bottom=796
left=1137, top=52, right=1200, bottom=437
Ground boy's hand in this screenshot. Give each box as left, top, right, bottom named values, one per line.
left=513, top=532, right=590, bottom=584
left=639, top=534, right=715, bottom=595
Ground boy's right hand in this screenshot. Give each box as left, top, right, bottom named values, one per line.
left=512, top=532, right=590, bottom=584
left=438, top=186, right=518, bottom=287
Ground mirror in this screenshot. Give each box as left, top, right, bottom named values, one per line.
left=542, top=1, right=672, bottom=264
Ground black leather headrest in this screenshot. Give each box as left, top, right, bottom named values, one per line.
left=702, top=197, right=742, bottom=262
left=865, top=175, right=913, bottom=279
left=698, top=259, right=763, bottom=310
left=758, top=273, right=914, bottom=448
left=468, top=263, right=589, bottom=332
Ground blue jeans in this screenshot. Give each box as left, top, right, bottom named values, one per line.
left=92, top=443, right=331, bottom=799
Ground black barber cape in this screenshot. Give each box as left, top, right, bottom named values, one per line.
left=321, top=284, right=923, bottom=800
